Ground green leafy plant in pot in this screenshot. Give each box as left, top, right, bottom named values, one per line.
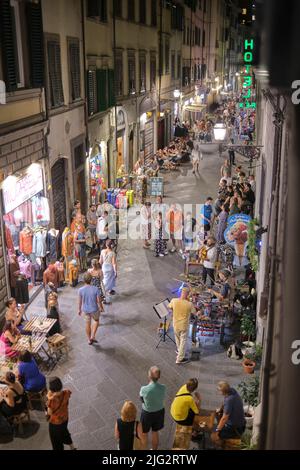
left=240, top=313, right=256, bottom=353
left=238, top=374, right=259, bottom=426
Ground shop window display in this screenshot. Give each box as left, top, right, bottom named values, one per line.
left=3, top=191, right=60, bottom=300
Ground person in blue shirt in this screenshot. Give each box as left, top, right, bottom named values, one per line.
left=18, top=350, right=46, bottom=392
left=78, top=273, right=104, bottom=345
left=200, top=197, right=213, bottom=234
left=211, top=381, right=246, bottom=447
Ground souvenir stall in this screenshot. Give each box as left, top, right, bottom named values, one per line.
left=89, top=151, right=107, bottom=206
left=1, top=164, right=54, bottom=301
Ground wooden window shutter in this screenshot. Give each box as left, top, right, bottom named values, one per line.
left=100, top=0, right=107, bottom=22
left=0, top=0, right=17, bottom=91
left=108, top=69, right=116, bottom=107
left=69, top=41, right=81, bottom=101
left=87, top=0, right=100, bottom=17
left=47, top=40, right=64, bottom=107
left=87, top=69, right=97, bottom=115
left=114, top=52, right=123, bottom=97
left=96, top=69, right=107, bottom=111
left=26, top=1, right=44, bottom=88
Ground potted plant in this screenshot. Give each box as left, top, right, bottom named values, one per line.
left=242, top=352, right=256, bottom=374
left=238, top=375, right=259, bottom=429
left=253, top=343, right=263, bottom=366
left=240, top=430, right=258, bottom=450
left=240, top=313, right=256, bottom=354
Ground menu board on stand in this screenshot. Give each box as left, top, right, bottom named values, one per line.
left=149, top=177, right=164, bottom=197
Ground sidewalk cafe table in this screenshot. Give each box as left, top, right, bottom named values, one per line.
left=23, top=317, right=57, bottom=336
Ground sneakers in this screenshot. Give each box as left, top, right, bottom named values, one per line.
left=164, top=250, right=169, bottom=255
left=176, top=357, right=191, bottom=365
left=159, top=253, right=165, bottom=257
left=170, top=247, right=176, bottom=253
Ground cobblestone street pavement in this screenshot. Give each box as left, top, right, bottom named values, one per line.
left=1, top=154, right=245, bottom=450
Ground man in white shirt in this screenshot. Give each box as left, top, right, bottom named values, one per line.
left=96, top=211, right=109, bottom=252
left=203, top=236, right=217, bottom=286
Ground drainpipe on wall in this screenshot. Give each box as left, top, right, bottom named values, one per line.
left=81, top=0, right=90, bottom=202
left=158, top=0, right=163, bottom=116
left=189, top=5, right=193, bottom=88
left=112, top=0, right=118, bottom=185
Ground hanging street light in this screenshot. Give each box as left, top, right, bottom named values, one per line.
left=213, top=123, right=227, bottom=141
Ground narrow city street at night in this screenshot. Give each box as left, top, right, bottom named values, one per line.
left=0, top=0, right=300, bottom=462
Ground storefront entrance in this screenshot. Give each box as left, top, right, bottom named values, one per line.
left=51, top=159, right=67, bottom=230
left=117, top=135, right=124, bottom=172
left=129, top=130, right=134, bottom=172
left=158, top=119, right=165, bottom=150
left=1, top=164, right=50, bottom=301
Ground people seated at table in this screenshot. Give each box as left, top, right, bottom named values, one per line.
left=170, top=378, right=201, bottom=427
left=47, top=298, right=61, bottom=337
left=0, top=372, right=28, bottom=418
left=0, top=321, right=20, bottom=359
left=17, top=350, right=46, bottom=393
left=211, top=381, right=246, bottom=447
left=5, top=298, right=25, bottom=331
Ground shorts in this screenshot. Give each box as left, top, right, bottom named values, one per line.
left=216, top=424, right=245, bottom=439
left=174, top=409, right=195, bottom=426
left=84, top=311, right=100, bottom=322
left=140, top=408, right=165, bottom=433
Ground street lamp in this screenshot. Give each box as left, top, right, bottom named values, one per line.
left=213, top=123, right=227, bottom=158
left=213, top=123, right=227, bottom=141
left=173, top=89, right=181, bottom=99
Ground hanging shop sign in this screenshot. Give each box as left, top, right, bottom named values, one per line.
left=149, top=177, right=164, bottom=197
left=2, top=165, right=44, bottom=214
left=239, top=39, right=256, bottom=109
left=224, top=214, right=252, bottom=268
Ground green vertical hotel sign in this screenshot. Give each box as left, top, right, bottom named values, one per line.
left=239, top=39, right=256, bottom=109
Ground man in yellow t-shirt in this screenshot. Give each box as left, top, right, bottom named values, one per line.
left=169, top=288, right=195, bottom=364
left=170, top=378, right=201, bottom=426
